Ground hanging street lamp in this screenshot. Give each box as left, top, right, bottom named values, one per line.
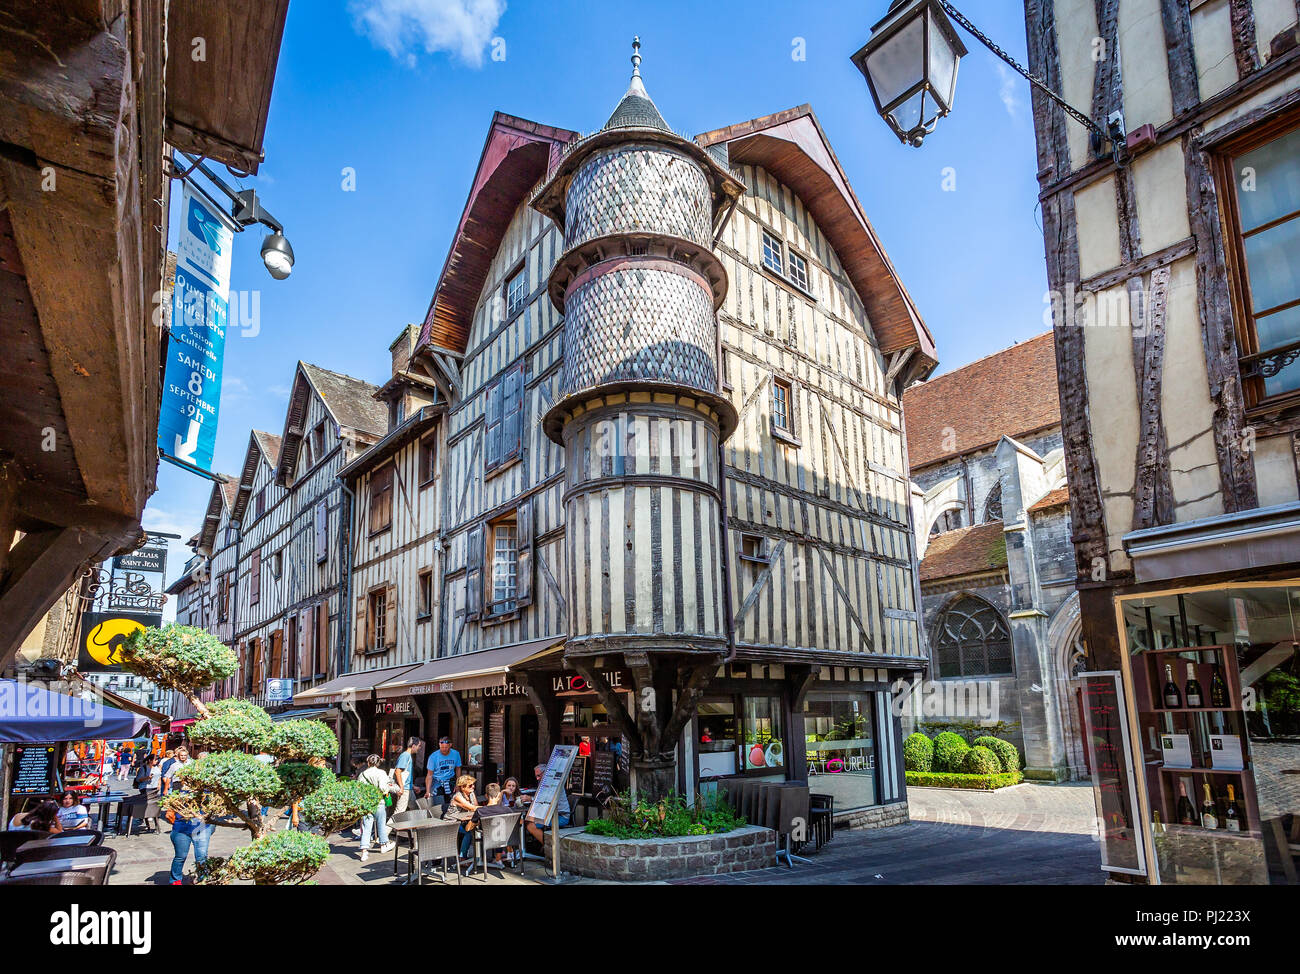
left=851, top=0, right=1124, bottom=156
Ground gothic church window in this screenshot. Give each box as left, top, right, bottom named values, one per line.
left=934, top=596, right=1013, bottom=678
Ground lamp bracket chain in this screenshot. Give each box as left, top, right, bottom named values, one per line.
left=940, top=1, right=1111, bottom=145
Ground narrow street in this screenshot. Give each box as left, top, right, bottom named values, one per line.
left=100, top=782, right=1102, bottom=886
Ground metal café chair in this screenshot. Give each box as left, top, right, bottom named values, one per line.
left=474, top=807, right=523, bottom=881
left=16, top=844, right=118, bottom=867
left=17, top=834, right=101, bottom=859
left=420, top=819, right=467, bottom=885
left=776, top=784, right=813, bottom=867
left=809, top=793, right=834, bottom=849
left=9, top=848, right=116, bottom=886
left=0, top=870, right=96, bottom=886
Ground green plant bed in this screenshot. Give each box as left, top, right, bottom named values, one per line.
left=585, top=791, right=744, bottom=840
left=905, top=770, right=1024, bottom=791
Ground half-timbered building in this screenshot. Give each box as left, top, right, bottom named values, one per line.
left=301, top=48, right=936, bottom=825
left=1025, top=0, right=1300, bottom=884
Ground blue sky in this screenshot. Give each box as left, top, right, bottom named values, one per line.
left=148, top=0, right=1050, bottom=599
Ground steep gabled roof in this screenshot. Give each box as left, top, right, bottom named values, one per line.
left=276, top=361, right=385, bottom=484
left=416, top=113, right=579, bottom=357
left=904, top=332, right=1060, bottom=471
left=695, top=106, right=937, bottom=373
left=231, top=429, right=280, bottom=523
left=920, top=522, right=1009, bottom=583
left=195, top=472, right=236, bottom=554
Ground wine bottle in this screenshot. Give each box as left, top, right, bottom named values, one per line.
left=1184, top=662, right=1203, bottom=708
left=1163, top=663, right=1182, bottom=708
left=1153, top=810, right=1166, bottom=835
left=1201, top=782, right=1219, bottom=830
left=1210, top=666, right=1228, bottom=709
left=1176, top=783, right=1196, bottom=825
left=1224, top=784, right=1241, bottom=833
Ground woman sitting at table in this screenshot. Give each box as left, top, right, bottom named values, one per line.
left=442, top=774, right=479, bottom=864
left=9, top=800, right=63, bottom=834
left=499, top=777, right=521, bottom=808
left=55, top=791, right=90, bottom=831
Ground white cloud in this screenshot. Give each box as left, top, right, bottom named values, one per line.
left=995, top=63, right=1021, bottom=118
left=351, top=0, right=505, bottom=67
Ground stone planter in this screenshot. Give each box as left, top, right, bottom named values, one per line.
left=544, top=825, right=777, bottom=881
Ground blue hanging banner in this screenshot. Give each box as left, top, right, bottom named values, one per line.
left=158, top=183, right=235, bottom=473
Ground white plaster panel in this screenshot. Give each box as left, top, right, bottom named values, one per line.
left=1075, top=176, right=1123, bottom=279
left=1133, top=142, right=1192, bottom=255
left=1161, top=258, right=1224, bottom=522
left=1254, top=0, right=1299, bottom=63
left=1083, top=289, right=1138, bottom=571
left=1191, top=0, right=1239, bottom=100
left=1119, top=0, right=1175, bottom=130
left=1254, top=435, right=1300, bottom=506
left=1202, top=75, right=1300, bottom=134
left=1056, top=0, right=1101, bottom=172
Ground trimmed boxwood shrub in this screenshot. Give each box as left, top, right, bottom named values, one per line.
left=963, top=745, right=1000, bottom=775
left=902, top=733, right=934, bottom=772
left=932, top=731, right=970, bottom=773
left=905, top=770, right=1024, bottom=790
left=973, top=736, right=1019, bottom=773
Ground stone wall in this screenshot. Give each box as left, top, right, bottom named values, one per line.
left=545, top=825, right=776, bottom=881
left=839, top=800, right=909, bottom=830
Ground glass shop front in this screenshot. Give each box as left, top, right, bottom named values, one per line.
left=693, top=662, right=887, bottom=816
left=1112, top=583, right=1300, bottom=885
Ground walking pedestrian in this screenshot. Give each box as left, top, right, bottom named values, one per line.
left=392, top=737, right=421, bottom=815
left=357, top=754, right=396, bottom=862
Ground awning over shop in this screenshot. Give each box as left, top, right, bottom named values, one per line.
left=374, top=638, right=564, bottom=700
left=1123, top=500, right=1300, bottom=583
left=270, top=707, right=341, bottom=723
left=0, top=680, right=151, bottom=744
left=292, top=664, right=421, bottom=706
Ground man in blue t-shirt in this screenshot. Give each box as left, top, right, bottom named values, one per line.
left=393, top=737, right=422, bottom=815
left=424, top=737, right=462, bottom=812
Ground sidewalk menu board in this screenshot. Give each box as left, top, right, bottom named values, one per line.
left=592, top=750, right=616, bottom=794
left=11, top=744, right=59, bottom=797
left=527, top=744, right=578, bottom=824
left=1080, top=671, right=1146, bottom=876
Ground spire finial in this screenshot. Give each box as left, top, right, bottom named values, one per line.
left=631, top=36, right=641, bottom=78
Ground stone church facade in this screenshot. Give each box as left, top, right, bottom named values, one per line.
left=906, top=333, right=1087, bottom=779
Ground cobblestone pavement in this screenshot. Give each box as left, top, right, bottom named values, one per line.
left=675, top=782, right=1104, bottom=885
left=98, top=782, right=1102, bottom=886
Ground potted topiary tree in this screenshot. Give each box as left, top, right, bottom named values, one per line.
left=119, top=623, right=364, bottom=885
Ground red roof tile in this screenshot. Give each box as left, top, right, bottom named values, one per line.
left=1029, top=485, right=1069, bottom=512
left=920, top=522, right=1009, bottom=583
left=904, top=332, right=1059, bottom=470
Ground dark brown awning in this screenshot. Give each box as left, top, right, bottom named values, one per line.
left=373, top=638, right=564, bottom=700
left=293, top=663, right=421, bottom=706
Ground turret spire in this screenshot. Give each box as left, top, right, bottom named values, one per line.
left=603, top=34, right=668, bottom=132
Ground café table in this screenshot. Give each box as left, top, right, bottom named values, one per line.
left=17, top=835, right=98, bottom=856
left=82, top=791, right=136, bottom=833
left=9, top=853, right=114, bottom=885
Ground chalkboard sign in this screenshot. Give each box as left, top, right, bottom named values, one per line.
left=567, top=754, right=587, bottom=793
left=11, top=744, right=59, bottom=797
left=349, top=737, right=372, bottom=771
left=591, top=750, right=615, bottom=793
left=488, top=705, right=505, bottom=765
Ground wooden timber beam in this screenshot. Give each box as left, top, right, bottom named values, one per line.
left=1228, top=0, right=1262, bottom=79
left=567, top=657, right=642, bottom=754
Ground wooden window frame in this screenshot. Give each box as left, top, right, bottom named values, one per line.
left=417, top=567, right=434, bottom=620
left=368, top=463, right=394, bottom=536
left=739, top=533, right=770, bottom=564
left=769, top=374, right=801, bottom=447
left=312, top=421, right=326, bottom=458
left=787, top=248, right=810, bottom=291
left=761, top=228, right=783, bottom=276
left=419, top=434, right=438, bottom=488
left=504, top=261, right=528, bottom=320
left=1212, top=103, right=1300, bottom=414
left=484, top=361, right=525, bottom=475
left=249, top=549, right=261, bottom=606
left=364, top=585, right=395, bottom=654
left=254, top=488, right=266, bottom=522
left=466, top=498, right=534, bottom=623
left=315, top=602, right=330, bottom=678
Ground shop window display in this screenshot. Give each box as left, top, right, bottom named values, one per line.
left=1120, top=585, right=1300, bottom=885
left=804, top=692, right=877, bottom=810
